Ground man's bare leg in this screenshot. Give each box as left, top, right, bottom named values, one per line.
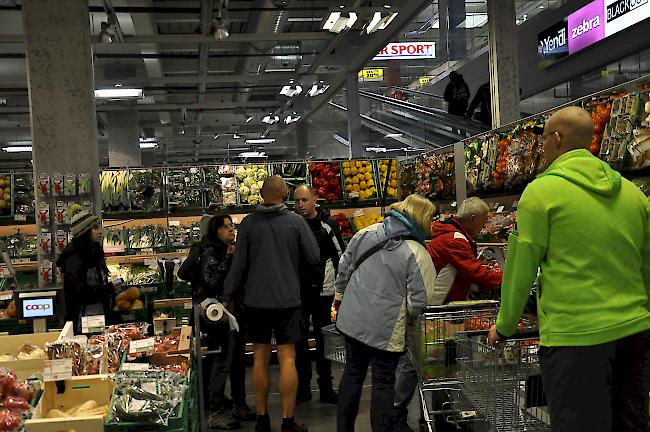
left=277, top=343, right=298, bottom=418
left=252, top=343, right=272, bottom=415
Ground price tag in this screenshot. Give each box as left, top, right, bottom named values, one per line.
left=169, top=221, right=181, bottom=227
left=184, top=301, right=193, bottom=310
left=129, top=337, right=155, bottom=354
left=496, top=206, right=505, bottom=214
left=353, top=209, right=364, bottom=217
left=121, top=362, right=150, bottom=371
left=81, top=315, right=105, bottom=334
left=176, top=248, right=190, bottom=254
left=0, top=290, right=13, bottom=301
left=14, top=214, right=27, bottom=222
left=12, top=258, right=31, bottom=264
left=44, top=359, right=73, bottom=382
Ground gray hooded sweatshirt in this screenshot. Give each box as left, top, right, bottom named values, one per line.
left=223, top=203, right=320, bottom=309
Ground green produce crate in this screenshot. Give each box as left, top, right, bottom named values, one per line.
left=105, top=386, right=189, bottom=432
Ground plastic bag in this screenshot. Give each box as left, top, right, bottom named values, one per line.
left=45, top=339, right=85, bottom=376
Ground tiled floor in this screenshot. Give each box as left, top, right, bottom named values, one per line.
left=214, top=362, right=421, bottom=432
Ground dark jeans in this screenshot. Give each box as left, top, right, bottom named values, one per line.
left=297, top=295, right=334, bottom=392
left=539, top=329, right=650, bottom=432
left=337, top=336, right=402, bottom=432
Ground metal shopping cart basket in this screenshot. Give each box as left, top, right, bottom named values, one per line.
left=322, top=324, right=346, bottom=363
left=455, top=331, right=550, bottom=431
left=406, top=301, right=500, bottom=431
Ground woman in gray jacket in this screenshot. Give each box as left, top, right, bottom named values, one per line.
left=334, top=194, right=437, bottom=432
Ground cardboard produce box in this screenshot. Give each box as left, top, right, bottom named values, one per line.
left=0, top=321, right=74, bottom=380
left=25, top=375, right=114, bottom=432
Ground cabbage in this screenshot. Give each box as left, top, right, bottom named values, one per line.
left=239, top=185, right=250, bottom=196
left=257, top=169, right=267, bottom=180
left=243, top=177, right=254, bottom=187
left=250, top=184, right=260, bottom=195
left=248, top=194, right=261, bottom=205
left=235, top=166, right=246, bottom=180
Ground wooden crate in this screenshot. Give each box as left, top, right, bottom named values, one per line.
left=0, top=321, right=73, bottom=380
left=25, top=375, right=114, bottom=432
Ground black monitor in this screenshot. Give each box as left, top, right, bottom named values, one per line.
left=16, top=290, right=57, bottom=320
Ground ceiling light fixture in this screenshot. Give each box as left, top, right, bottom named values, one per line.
left=245, top=116, right=253, bottom=123
left=239, top=151, right=268, bottom=158
left=307, top=84, right=330, bottom=97
left=279, top=85, right=303, bottom=97
left=94, top=88, right=144, bottom=99
left=213, top=17, right=230, bottom=40
left=213, top=133, right=220, bottom=140
left=365, top=146, right=388, bottom=153
left=323, top=11, right=358, bottom=33
left=2, top=146, right=32, bottom=153
left=233, top=134, right=241, bottom=139
left=384, top=133, right=403, bottom=139
left=245, top=138, right=276, bottom=145
left=139, top=142, right=158, bottom=149
left=284, top=114, right=302, bottom=124
left=366, top=11, right=399, bottom=34
left=262, top=114, right=280, bottom=125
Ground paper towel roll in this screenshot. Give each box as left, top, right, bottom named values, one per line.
left=205, top=303, right=224, bottom=322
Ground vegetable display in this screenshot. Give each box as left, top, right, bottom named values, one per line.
left=235, top=165, right=267, bottom=206
left=331, top=213, right=353, bottom=240
left=101, top=170, right=131, bottom=212
left=0, top=176, right=10, bottom=216
left=167, top=168, right=203, bottom=209
left=12, top=174, right=33, bottom=217
left=377, top=160, right=398, bottom=198
left=342, top=160, right=377, bottom=201
left=352, top=214, right=383, bottom=231
left=309, top=163, right=342, bottom=202
left=129, top=170, right=163, bottom=212
left=0, top=367, right=37, bottom=432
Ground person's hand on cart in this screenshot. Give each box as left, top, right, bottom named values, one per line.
left=488, top=325, right=503, bottom=346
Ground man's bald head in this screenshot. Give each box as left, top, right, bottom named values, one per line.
left=261, top=175, right=288, bottom=204
left=542, top=106, right=594, bottom=167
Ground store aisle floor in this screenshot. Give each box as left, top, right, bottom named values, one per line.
left=224, top=362, right=420, bottom=432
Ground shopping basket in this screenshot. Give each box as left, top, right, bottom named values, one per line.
left=321, top=324, right=346, bottom=364
left=456, top=331, right=550, bottom=431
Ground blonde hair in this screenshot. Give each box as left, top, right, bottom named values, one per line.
left=457, top=197, right=490, bottom=220
left=389, top=194, right=436, bottom=236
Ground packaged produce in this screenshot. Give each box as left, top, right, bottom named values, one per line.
left=129, top=169, right=164, bottom=212
left=15, top=345, right=46, bottom=361
left=108, top=371, right=187, bottom=426
left=101, top=170, right=130, bottom=212
left=203, top=166, right=223, bottom=208
left=45, top=340, right=84, bottom=376
left=309, top=162, right=342, bottom=201
left=167, top=168, right=203, bottom=209
left=352, top=214, right=384, bottom=231
left=377, top=160, right=398, bottom=198
left=12, top=173, right=34, bottom=216
left=128, top=225, right=166, bottom=249
left=342, top=160, right=377, bottom=201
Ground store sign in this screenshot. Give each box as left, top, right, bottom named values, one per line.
left=568, top=0, right=605, bottom=53
left=358, top=68, right=384, bottom=82
left=538, top=0, right=650, bottom=68
left=22, top=298, right=54, bottom=318
left=372, top=42, right=436, bottom=60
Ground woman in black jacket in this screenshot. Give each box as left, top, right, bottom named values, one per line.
left=56, top=209, right=113, bottom=334
left=199, top=215, right=255, bottom=429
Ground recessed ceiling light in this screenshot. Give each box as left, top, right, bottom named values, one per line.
left=2, top=146, right=32, bottom=153
left=245, top=138, right=276, bottom=144
left=94, top=88, right=143, bottom=99
left=245, top=116, right=253, bottom=123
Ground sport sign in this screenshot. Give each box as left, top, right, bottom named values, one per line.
left=372, top=42, right=436, bottom=61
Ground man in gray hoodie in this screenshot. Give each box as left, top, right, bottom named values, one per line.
left=223, top=176, right=320, bottom=432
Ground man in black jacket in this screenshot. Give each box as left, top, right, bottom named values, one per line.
left=294, top=185, right=346, bottom=405
left=223, top=176, right=320, bottom=432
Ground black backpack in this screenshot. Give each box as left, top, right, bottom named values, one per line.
left=177, top=243, right=205, bottom=286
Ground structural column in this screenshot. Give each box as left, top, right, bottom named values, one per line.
left=345, top=71, right=364, bottom=158
left=296, top=121, right=308, bottom=160
left=437, top=0, right=449, bottom=63
left=23, top=0, right=101, bottom=289
left=107, top=109, right=141, bottom=168
left=487, top=0, right=521, bottom=128
left=448, top=0, right=467, bottom=61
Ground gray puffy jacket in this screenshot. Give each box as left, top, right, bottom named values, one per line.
left=334, top=214, right=436, bottom=352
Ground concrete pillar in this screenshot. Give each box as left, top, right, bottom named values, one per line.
left=487, top=0, right=521, bottom=127
left=107, top=109, right=141, bottom=168
left=448, top=0, right=466, bottom=60
left=345, top=71, right=363, bottom=159
left=438, top=0, right=449, bottom=63
left=296, top=122, right=308, bottom=160
left=23, top=0, right=101, bottom=288
left=454, top=141, right=467, bottom=205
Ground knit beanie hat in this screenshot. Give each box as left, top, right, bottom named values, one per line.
left=68, top=204, right=100, bottom=238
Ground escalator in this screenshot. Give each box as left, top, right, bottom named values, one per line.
left=330, top=88, right=489, bottom=150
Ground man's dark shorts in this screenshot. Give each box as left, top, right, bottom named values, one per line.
left=245, top=307, right=304, bottom=345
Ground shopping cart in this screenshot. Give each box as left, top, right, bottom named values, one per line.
left=406, top=301, right=500, bottom=431
left=322, top=324, right=346, bottom=364
left=455, top=332, right=550, bottom=431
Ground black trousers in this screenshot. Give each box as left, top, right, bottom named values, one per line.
left=296, top=295, right=334, bottom=392
left=337, top=336, right=402, bottom=432
left=229, top=314, right=247, bottom=405
left=539, top=329, right=650, bottom=432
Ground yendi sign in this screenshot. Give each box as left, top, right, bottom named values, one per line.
left=372, top=42, right=436, bottom=61
left=538, top=0, right=650, bottom=68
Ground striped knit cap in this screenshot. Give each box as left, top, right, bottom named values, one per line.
left=70, top=209, right=100, bottom=238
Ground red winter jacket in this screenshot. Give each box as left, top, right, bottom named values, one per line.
left=427, top=217, right=502, bottom=304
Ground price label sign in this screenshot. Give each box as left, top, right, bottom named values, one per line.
left=121, top=362, right=150, bottom=372
left=496, top=206, right=505, bottom=214
left=44, top=359, right=73, bottom=382
left=129, top=337, right=155, bottom=354
left=14, top=214, right=27, bottom=222
left=169, top=220, right=181, bottom=227
left=0, top=290, right=13, bottom=301
left=81, top=315, right=105, bottom=334
left=184, top=301, right=193, bottom=310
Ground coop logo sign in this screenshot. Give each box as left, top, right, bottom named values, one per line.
left=372, top=42, right=436, bottom=60
left=538, top=0, right=650, bottom=68
left=22, top=298, right=54, bottom=318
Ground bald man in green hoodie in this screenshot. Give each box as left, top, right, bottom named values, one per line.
left=489, top=106, right=650, bottom=432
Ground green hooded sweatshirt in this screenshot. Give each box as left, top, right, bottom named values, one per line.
left=496, top=149, right=650, bottom=346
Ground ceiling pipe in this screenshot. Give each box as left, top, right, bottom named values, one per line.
left=235, top=0, right=292, bottom=103
left=194, top=0, right=215, bottom=160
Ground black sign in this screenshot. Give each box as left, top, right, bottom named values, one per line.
left=607, top=0, right=648, bottom=22
left=537, top=19, right=569, bottom=69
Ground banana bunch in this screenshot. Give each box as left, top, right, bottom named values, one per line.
left=100, top=170, right=131, bottom=211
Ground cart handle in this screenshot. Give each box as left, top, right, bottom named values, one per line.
left=424, top=300, right=499, bottom=313
left=460, top=328, right=540, bottom=340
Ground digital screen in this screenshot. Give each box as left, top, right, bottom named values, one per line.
left=538, top=0, right=650, bottom=68
left=22, top=298, right=55, bottom=318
